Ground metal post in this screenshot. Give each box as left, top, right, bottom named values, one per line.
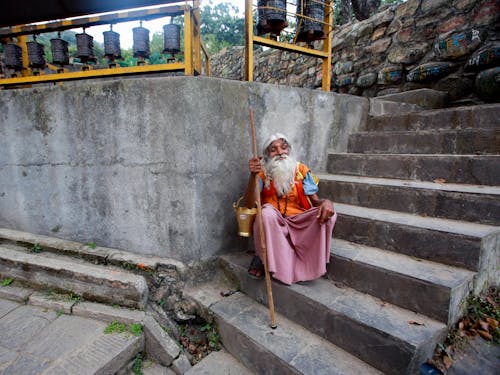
left=184, top=6, right=193, bottom=76
left=244, top=0, right=254, bottom=81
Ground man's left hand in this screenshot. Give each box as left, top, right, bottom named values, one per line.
left=317, top=199, right=335, bottom=224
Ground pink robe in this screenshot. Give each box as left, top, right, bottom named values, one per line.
left=253, top=204, right=337, bottom=285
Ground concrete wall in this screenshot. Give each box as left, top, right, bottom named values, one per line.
left=0, top=76, right=368, bottom=263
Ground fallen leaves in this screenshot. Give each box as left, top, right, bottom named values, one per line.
left=433, top=178, right=447, bottom=184
left=408, top=320, right=425, bottom=326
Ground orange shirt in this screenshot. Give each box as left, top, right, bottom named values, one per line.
left=259, top=162, right=313, bottom=217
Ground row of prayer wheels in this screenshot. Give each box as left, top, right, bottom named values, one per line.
left=2, top=20, right=182, bottom=72
left=257, top=0, right=326, bottom=43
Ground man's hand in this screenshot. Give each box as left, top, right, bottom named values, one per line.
left=316, top=199, right=335, bottom=224
left=248, top=156, right=262, bottom=174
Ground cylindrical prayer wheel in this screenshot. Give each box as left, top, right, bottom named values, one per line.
left=103, top=30, right=122, bottom=59
left=257, top=0, right=288, bottom=36
left=4, top=44, right=23, bottom=71
left=295, top=0, right=326, bottom=43
left=50, top=38, right=69, bottom=65
left=27, top=41, right=46, bottom=68
left=163, top=23, right=181, bottom=54
left=76, top=32, right=95, bottom=62
left=133, top=26, right=150, bottom=58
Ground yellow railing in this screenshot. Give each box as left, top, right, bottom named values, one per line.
left=0, top=1, right=210, bottom=88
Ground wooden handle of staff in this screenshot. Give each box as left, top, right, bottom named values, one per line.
left=250, top=109, right=277, bottom=329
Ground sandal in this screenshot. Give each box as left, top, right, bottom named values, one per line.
left=247, top=256, right=264, bottom=280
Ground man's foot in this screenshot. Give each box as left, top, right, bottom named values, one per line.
left=247, top=256, right=264, bottom=280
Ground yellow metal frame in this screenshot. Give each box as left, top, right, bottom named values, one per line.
left=245, top=0, right=333, bottom=91
left=0, top=1, right=209, bottom=88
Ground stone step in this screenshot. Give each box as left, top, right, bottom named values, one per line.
left=0, top=300, right=142, bottom=375
left=192, top=285, right=384, bottom=375
left=366, top=104, right=500, bottom=132
left=185, top=349, right=256, bottom=375
left=333, top=203, right=499, bottom=271
left=327, top=153, right=500, bottom=185
left=218, top=253, right=447, bottom=375
left=347, top=129, right=500, bottom=155
left=317, top=174, right=500, bottom=226
left=328, top=239, right=476, bottom=324
left=0, top=243, right=149, bottom=309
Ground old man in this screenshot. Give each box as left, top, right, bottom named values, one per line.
left=244, top=133, right=336, bottom=285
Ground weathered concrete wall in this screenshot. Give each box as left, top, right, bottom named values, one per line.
left=0, top=76, right=367, bottom=263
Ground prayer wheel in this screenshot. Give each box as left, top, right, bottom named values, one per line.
left=27, top=40, right=46, bottom=68
left=295, top=0, right=326, bottom=43
left=50, top=38, right=69, bottom=66
left=163, top=23, right=181, bottom=54
left=103, top=30, right=122, bottom=60
left=76, top=32, right=95, bottom=63
left=133, top=26, right=150, bottom=58
left=257, top=0, right=288, bottom=36
left=4, top=44, right=23, bottom=71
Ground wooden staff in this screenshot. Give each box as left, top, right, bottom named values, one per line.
left=249, top=109, right=277, bottom=329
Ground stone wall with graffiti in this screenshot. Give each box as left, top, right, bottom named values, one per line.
left=211, top=0, right=500, bottom=103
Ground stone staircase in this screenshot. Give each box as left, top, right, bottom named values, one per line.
left=188, top=103, right=500, bottom=374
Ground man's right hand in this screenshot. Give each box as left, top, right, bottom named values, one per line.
left=248, top=157, right=262, bottom=174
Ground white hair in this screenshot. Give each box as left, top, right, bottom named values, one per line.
left=261, top=133, right=292, bottom=157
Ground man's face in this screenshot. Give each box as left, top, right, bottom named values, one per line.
left=267, top=138, right=290, bottom=159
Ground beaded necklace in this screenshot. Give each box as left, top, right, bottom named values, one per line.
left=276, top=193, right=288, bottom=217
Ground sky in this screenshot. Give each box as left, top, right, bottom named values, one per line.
left=71, top=0, right=246, bottom=48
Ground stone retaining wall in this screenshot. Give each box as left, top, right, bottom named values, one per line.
left=211, top=0, right=499, bottom=103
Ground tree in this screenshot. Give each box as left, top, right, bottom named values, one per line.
left=200, top=1, right=244, bottom=54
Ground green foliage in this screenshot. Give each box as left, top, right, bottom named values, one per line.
left=131, top=354, right=144, bottom=375
left=1, top=278, right=13, bottom=286
left=86, top=242, right=97, bottom=249
left=104, top=321, right=143, bottom=337
left=31, top=243, right=42, bottom=253
left=104, top=320, right=126, bottom=334
left=201, top=322, right=221, bottom=350
left=200, top=1, right=244, bottom=54
left=129, top=323, right=143, bottom=337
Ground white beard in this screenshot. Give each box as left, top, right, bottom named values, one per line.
left=263, top=155, right=297, bottom=197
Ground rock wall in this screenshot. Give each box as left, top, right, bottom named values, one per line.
left=211, top=0, right=500, bottom=103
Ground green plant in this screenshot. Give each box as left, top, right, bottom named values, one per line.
left=201, top=323, right=221, bottom=350
left=87, top=242, right=97, bottom=249
left=131, top=354, right=144, bottom=375
left=104, top=320, right=126, bottom=334
left=32, top=243, right=42, bottom=253
left=1, top=278, right=13, bottom=286
left=129, top=323, right=143, bottom=337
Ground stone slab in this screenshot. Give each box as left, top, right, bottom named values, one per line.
left=0, top=284, right=33, bottom=303
left=375, top=89, right=448, bottom=109
left=72, top=301, right=146, bottom=324
left=333, top=203, right=499, bottom=271
left=327, top=152, right=500, bottom=186
left=0, top=245, right=149, bottom=308
left=185, top=349, right=255, bottom=375
left=0, top=304, right=58, bottom=349
left=329, top=239, right=475, bottom=323
left=0, top=344, right=18, bottom=372
left=0, top=298, right=21, bottom=318
left=211, top=291, right=383, bottom=375
left=28, top=292, right=76, bottom=314
left=143, top=315, right=181, bottom=367
left=347, top=129, right=500, bottom=155
left=318, top=173, right=500, bottom=226
left=367, top=104, right=500, bottom=132
left=171, top=353, right=192, bottom=375
left=219, top=253, right=446, bottom=375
